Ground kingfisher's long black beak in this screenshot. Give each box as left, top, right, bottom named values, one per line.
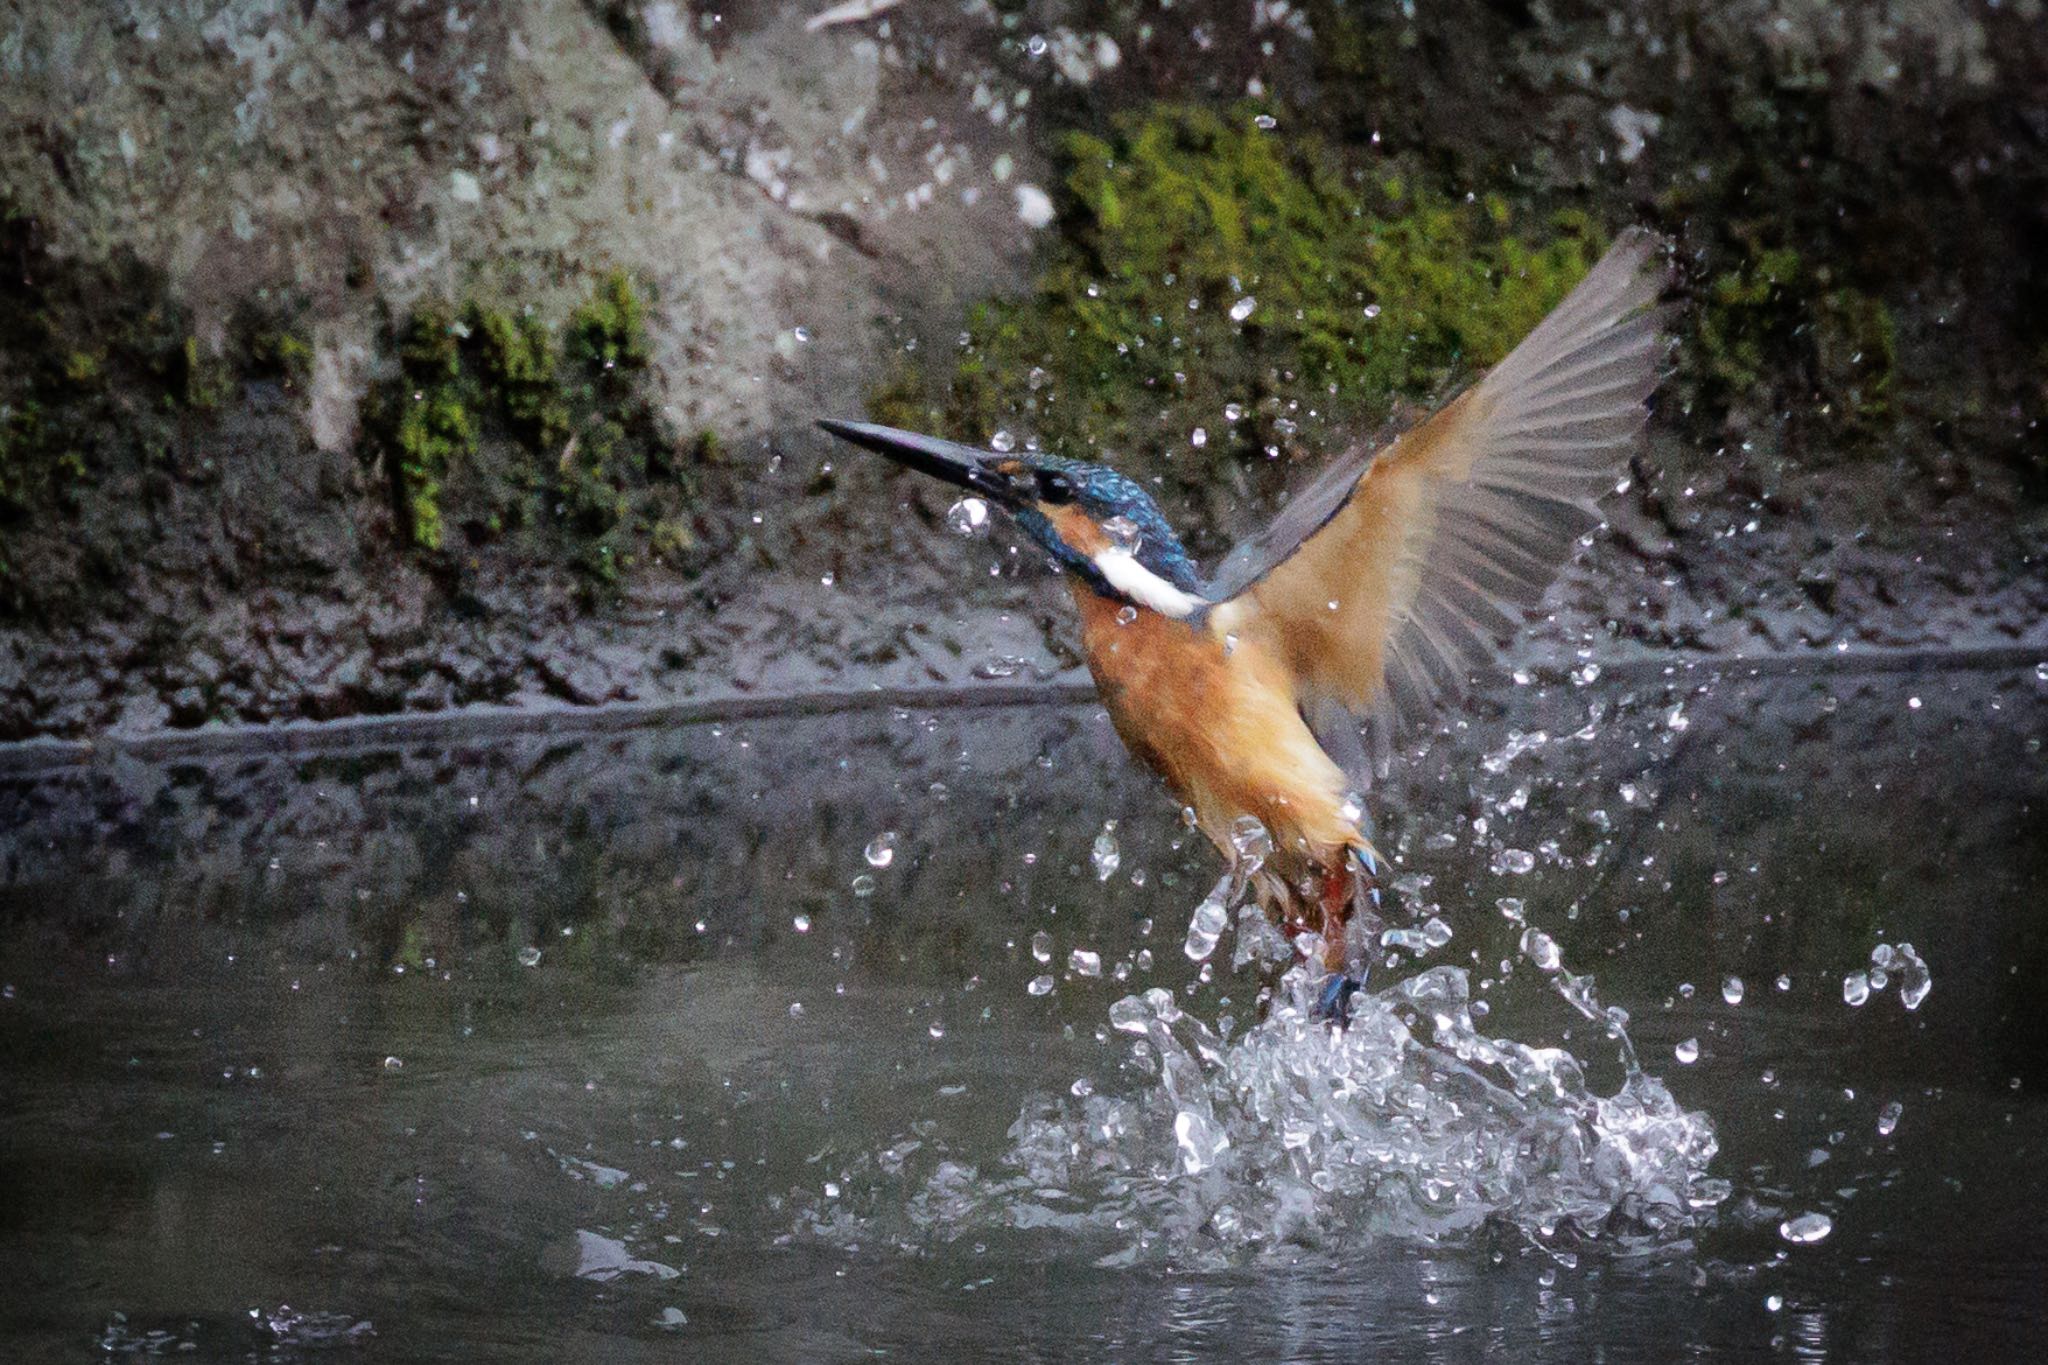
left=817, top=419, right=1018, bottom=504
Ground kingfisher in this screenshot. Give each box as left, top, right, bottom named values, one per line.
left=820, top=230, right=1668, bottom=1018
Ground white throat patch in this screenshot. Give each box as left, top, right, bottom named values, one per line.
left=1091, top=547, right=1205, bottom=619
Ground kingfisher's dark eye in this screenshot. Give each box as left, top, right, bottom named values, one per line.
left=1035, top=469, right=1077, bottom=504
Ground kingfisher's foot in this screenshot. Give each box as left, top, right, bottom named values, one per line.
left=1315, top=972, right=1364, bottom=1026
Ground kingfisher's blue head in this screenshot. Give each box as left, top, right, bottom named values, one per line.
left=818, top=420, right=1207, bottom=618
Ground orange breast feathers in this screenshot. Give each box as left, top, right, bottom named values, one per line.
left=1071, top=584, right=1365, bottom=875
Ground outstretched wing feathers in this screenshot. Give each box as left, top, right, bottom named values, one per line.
left=1207, top=228, right=1669, bottom=742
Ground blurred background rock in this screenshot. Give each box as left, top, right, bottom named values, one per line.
left=1, top=0, right=2042, bottom=741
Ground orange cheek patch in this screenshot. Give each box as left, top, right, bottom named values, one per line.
left=1041, top=503, right=1109, bottom=557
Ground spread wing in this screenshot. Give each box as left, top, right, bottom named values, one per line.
left=1207, top=228, right=1670, bottom=744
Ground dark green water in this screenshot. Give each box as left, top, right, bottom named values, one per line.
left=2, top=662, right=2044, bottom=1361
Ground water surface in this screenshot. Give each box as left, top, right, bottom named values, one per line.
left=2, top=663, right=2044, bottom=1360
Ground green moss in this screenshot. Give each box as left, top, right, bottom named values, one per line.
left=566, top=269, right=651, bottom=383
left=1693, top=246, right=1805, bottom=402
left=63, top=351, right=103, bottom=389
left=172, top=335, right=234, bottom=411
left=248, top=328, right=315, bottom=386
left=1688, top=241, right=1898, bottom=433
left=1814, top=287, right=1897, bottom=424
left=471, top=303, right=571, bottom=451
left=365, top=272, right=704, bottom=580
left=874, top=104, right=1601, bottom=523
left=382, top=308, right=475, bottom=550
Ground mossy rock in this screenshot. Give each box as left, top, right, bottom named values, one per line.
left=363, top=272, right=705, bottom=582
left=870, top=103, right=1603, bottom=544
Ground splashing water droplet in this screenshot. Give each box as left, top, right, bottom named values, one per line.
left=517, top=946, right=543, bottom=968
left=1842, top=971, right=1871, bottom=1007
left=1101, top=515, right=1142, bottom=552
left=1173, top=1108, right=1230, bottom=1174
left=1068, top=949, right=1103, bottom=978
left=1223, top=402, right=1245, bottom=422
left=1026, top=974, right=1055, bottom=997
left=1363, top=303, right=1382, bottom=319
left=864, top=833, right=899, bottom=868
left=851, top=874, right=877, bottom=898
left=1674, top=1038, right=1700, bottom=1064
left=1877, top=1100, right=1903, bottom=1136
left=1091, top=826, right=1121, bottom=881
left=1230, top=296, right=1256, bottom=322
left=1031, top=930, right=1053, bottom=963
left=1493, top=848, right=1537, bottom=876
left=1894, top=943, right=1932, bottom=1010
left=1779, top=1212, right=1833, bottom=1244
left=792, top=914, right=812, bottom=934
left=946, top=498, right=990, bottom=535
left=1115, top=605, right=1138, bottom=626
left=1722, top=976, right=1745, bottom=1005
left=1228, top=816, right=1273, bottom=865
left=989, top=429, right=1016, bottom=453
left=1520, top=927, right=1562, bottom=971
left=1184, top=890, right=1231, bottom=963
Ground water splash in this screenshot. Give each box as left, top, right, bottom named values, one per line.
left=803, top=933, right=1723, bottom=1267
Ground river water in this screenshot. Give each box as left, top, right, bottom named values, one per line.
left=2, top=661, right=2044, bottom=1360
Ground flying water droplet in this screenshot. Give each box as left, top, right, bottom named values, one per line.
left=1091, top=826, right=1121, bottom=881
left=1031, top=930, right=1053, bottom=963
left=947, top=497, right=990, bottom=535
left=1101, top=515, right=1142, bottom=552
left=1842, top=971, right=1871, bottom=1007
left=1068, top=949, right=1103, bottom=977
left=1026, top=974, right=1055, bottom=997
left=989, top=430, right=1016, bottom=453
left=1223, top=402, right=1245, bottom=422
left=517, top=946, right=543, bottom=968
left=1779, top=1211, right=1833, bottom=1245
left=1362, top=303, right=1381, bottom=319
left=1493, top=848, right=1537, bottom=876
left=1675, top=1038, right=1700, bottom=1064
left=1190, top=427, right=1207, bottom=447
left=1228, top=816, right=1273, bottom=865
left=1183, top=887, right=1231, bottom=963
left=851, top=874, right=877, bottom=898
left=1229, top=296, right=1256, bottom=322
left=1173, top=1108, right=1230, bottom=1174
left=792, top=914, right=812, bottom=934
left=1722, top=976, right=1745, bottom=1005
left=1520, top=927, right=1561, bottom=971
left=864, top=833, right=899, bottom=868
left=1894, top=943, right=1931, bottom=1009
